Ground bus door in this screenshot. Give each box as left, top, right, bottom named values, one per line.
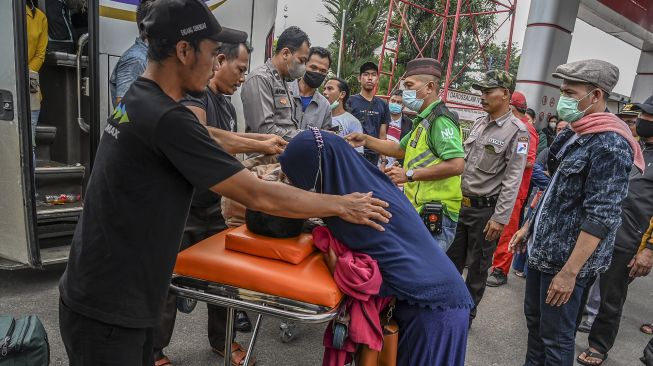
left=0, top=0, right=40, bottom=269
left=1, top=0, right=100, bottom=269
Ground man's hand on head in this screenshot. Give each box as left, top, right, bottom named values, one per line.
left=259, top=134, right=288, bottom=155
left=337, top=192, right=391, bottom=231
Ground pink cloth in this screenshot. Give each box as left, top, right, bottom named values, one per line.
left=570, top=112, right=645, bottom=172
left=312, top=226, right=391, bottom=366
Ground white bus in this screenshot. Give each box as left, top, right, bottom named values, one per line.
left=0, top=0, right=277, bottom=269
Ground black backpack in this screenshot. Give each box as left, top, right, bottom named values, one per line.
left=0, top=315, right=49, bottom=365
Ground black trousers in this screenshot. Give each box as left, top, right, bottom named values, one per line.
left=60, top=298, right=154, bottom=366
left=153, top=206, right=232, bottom=356
left=584, top=249, right=635, bottom=354
left=643, top=336, right=653, bottom=366
left=446, top=205, right=496, bottom=319
left=364, top=150, right=379, bottom=166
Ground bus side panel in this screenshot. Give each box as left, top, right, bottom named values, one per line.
left=221, top=0, right=278, bottom=132
left=0, top=0, right=35, bottom=264
left=97, top=0, right=278, bottom=133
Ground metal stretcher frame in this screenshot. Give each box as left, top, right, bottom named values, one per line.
left=170, top=274, right=342, bottom=366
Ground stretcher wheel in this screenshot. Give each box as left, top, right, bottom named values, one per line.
left=332, top=323, right=347, bottom=349
left=279, top=321, right=297, bottom=343
left=176, top=296, right=197, bottom=314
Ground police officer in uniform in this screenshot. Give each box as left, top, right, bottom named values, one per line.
left=346, top=58, right=465, bottom=251
left=240, top=26, right=310, bottom=140
left=447, top=70, right=529, bottom=326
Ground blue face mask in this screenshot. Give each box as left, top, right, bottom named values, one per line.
left=389, top=102, right=403, bottom=114
left=402, top=84, right=428, bottom=112
left=556, top=89, right=597, bottom=123
left=330, top=100, right=340, bottom=110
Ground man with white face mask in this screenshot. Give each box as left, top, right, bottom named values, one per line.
left=347, top=58, right=465, bottom=252
left=241, top=26, right=310, bottom=141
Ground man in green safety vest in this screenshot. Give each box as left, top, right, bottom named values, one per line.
left=347, top=57, right=465, bottom=251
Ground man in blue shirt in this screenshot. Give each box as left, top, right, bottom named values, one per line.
left=348, top=62, right=390, bottom=165
left=109, top=0, right=153, bottom=107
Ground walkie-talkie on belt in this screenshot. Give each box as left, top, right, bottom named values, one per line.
left=421, top=202, right=443, bottom=234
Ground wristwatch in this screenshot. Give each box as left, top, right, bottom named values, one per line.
left=646, top=242, right=653, bottom=251
left=406, top=169, right=415, bottom=182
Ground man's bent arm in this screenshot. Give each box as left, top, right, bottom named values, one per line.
left=206, top=127, right=272, bottom=155
left=559, top=231, right=601, bottom=276
left=212, top=170, right=391, bottom=231
left=363, top=136, right=405, bottom=159
left=412, top=157, right=464, bottom=181
left=491, top=130, right=528, bottom=225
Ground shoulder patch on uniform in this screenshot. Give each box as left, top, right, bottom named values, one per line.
left=511, top=117, right=528, bottom=131
left=518, top=136, right=529, bottom=142
left=516, top=142, right=528, bottom=155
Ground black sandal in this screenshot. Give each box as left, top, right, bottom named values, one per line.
left=577, top=348, right=607, bottom=366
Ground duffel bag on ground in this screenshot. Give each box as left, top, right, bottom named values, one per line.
left=0, top=315, right=49, bottom=365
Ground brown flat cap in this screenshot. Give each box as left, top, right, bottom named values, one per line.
left=405, top=58, right=442, bottom=78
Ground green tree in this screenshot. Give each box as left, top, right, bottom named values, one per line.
left=318, top=0, right=389, bottom=93
left=320, top=0, right=520, bottom=95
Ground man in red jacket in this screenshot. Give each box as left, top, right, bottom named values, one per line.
left=487, top=91, right=539, bottom=286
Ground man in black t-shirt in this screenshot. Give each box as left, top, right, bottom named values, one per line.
left=348, top=61, right=390, bottom=165
left=153, top=40, right=285, bottom=366
left=58, top=1, right=390, bottom=364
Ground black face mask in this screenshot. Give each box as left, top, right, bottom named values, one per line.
left=636, top=118, right=653, bottom=138
left=303, top=71, right=326, bottom=89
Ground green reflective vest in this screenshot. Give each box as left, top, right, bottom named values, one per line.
left=403, top=104, right=463, bottom=221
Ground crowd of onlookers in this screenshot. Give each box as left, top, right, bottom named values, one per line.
left=43, top=0, right=653, bottom=365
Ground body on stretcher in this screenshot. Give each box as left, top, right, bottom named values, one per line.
left=170, top=227, right=344, bottom=366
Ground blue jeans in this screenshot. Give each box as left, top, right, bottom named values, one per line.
left=523, top=267, right=592, bottom=366
left=31, top=110, right=40, bottom=147
left=513, top=251, right=529, bottom=277
left=431, top=215, right=457, bottom=252
left=583, top=275, right=601, bottom=323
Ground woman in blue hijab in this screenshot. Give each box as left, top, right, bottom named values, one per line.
left=279, top=129, right=474, bottom=365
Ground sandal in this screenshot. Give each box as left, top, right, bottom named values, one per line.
left=577, top=347, right=607, bottom=366
left=213, top=342, right=256, bottom=366
left=154, top=356, right=172, bottom=366
left=641, top=323, right=653, bottom=335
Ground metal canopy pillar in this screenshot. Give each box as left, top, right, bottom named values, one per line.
left=631, top=46, right=653, bottom=103
left=514, top=0, right=581, bottom=128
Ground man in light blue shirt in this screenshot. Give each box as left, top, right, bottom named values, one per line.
left=109, top=0, right=153, bottom=107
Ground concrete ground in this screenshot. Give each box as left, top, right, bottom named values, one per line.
left=1, top=263, right=651, bottom=365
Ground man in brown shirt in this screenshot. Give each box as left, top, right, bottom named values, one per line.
left=446, top=70, right=529, bottom=326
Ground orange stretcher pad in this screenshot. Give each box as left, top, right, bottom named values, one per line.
left=173, top=227, right=343, bottom=309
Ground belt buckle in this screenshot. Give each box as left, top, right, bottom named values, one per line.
left=462, top=197, right=471, bottom=208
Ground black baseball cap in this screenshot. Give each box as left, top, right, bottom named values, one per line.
left=359, top=61, right=378, bottom=75
left=632, top=95, right=653, bottom=115
left=142, top=0, right=248, bottom=43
